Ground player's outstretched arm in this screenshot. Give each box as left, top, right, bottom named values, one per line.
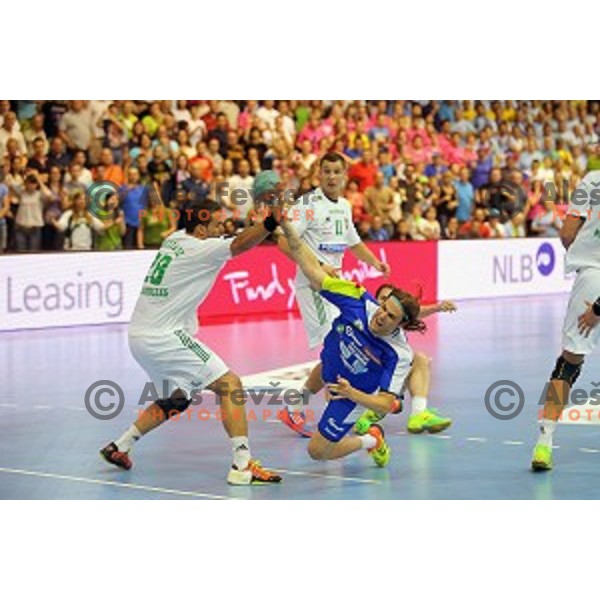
left=419, top=300, right=457, bottom=319
left=229, top=216, right=278, bottom=257
left=349, top=241, right=391, bottom=275
left=280, top=218, right=326, bottom=291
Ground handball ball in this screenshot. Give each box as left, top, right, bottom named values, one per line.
left=253, top=170, right=281, bottom=203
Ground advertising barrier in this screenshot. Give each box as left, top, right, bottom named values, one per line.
left=1, top=238, right=570, bottom=332
left=437, top=238, right=574, bottom=300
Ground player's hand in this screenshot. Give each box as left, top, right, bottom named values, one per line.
left=578, top=301, right=600, bottom=338
left=321, top=264, right=340, bottom=278
left=437, top=300, right=457, bottom=313
left=327, top=376, right=355, bottom=401
left=375, top=260, right=391, bottom=276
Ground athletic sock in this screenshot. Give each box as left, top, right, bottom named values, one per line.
left=538, top=419, right=557, bottom=446
left=114, top=425, right=142, bottom=453
left=231, top=436, right=251, bottom=469
left=360, top=434, right=377, bottom=450
left=411, top=396, right=428, bottom=415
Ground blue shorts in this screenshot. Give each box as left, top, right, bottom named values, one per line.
left=317, top=398, right=358, bottom=442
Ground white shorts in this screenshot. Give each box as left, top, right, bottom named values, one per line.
left=129, top=329, right=229, bottom=398
left=295, top=285, right=340, bottom=349
left=562, top=267, right=600, bottom=356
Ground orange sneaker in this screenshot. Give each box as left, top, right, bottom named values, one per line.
left=227, top=459, right=283, bottom=485
left=366, top=425, right=391, bottom=467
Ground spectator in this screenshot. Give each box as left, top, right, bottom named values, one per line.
left=444, top=216, right=459, bottom=240
left=137, top=193, right=176, bottom=249
left=11, top=172, right=53, bottom=252
left=368, top=215, right=390, bottom=241
left=487, top=209, right=506, bottom=238
left=504, top=212, right=526, bottom=238
left=364, top=172, right=395, bottom=229
left=470, top=146, right=493, bottom=189
left=47, top=137, right=71, bottom=171
left=53, top=190, right=101, bottom=251
left=64, top=162, right=91, bottom=195
left=417, top=206, right=441, bottom=240
left=395, top=218, right=413, bottom=241
left=95, top=192, right=126, bottom=251
left=454, top=167, right=475, bottom=223
left=59, top=100, right=93, bottom=152
left=120, top=167, right=148, bottom=249
left=42, top=165, right=67, bottom=250
left=531, top=200, right=562, bottom=238
left=226, top=159, right=254, bottom=221
left=424, top=152, right=448, bottom=178
left=346, top=179, right=367, bottom=224
left=0, top=173, right=9, bottom=253
left=458, top=207, right=491, bottom=239
left=26, top=137, right=49, bottom=180
left=99, top=148, right=124, bottom=186
left=348, top=149, right=378, bottom=192
left=436, top=171, right=459, bottom=227
left=141, top=102, right=164, bottom=137
left=24, top=113, right=48, bottom=156
left=0, top=111, right=27, bottom=158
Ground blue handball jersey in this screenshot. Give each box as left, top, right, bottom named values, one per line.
left=319, top=277, right=413, bottom=396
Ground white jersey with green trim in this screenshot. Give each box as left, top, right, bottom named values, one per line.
left=129, top=229, right=233, bottom=336
left=288, top=187, right=361, bottom=287
left=566, top=170, right=600, bottom=273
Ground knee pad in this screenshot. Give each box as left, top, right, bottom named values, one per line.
left=551, top=356, right=583, bottom=386
left=155, top=396, right=192, bottom=418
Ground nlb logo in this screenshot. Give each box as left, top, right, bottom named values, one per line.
left=493, top=242, right=556, bottom=284
left=536, top=242, right=555, bottom=277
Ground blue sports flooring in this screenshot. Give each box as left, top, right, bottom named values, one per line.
left=2, top=293, right=600, bottom=500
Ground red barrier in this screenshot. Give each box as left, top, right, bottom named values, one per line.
left=200, top=241, right=438, bottom=323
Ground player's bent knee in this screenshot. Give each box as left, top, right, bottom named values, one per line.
left=211, top=371, right=243, bottom=398
left=551, top=354, right=584, bottom=386
left=307, top=436, right=329, bottom=461
left=155, top=393, right=192, bottom=419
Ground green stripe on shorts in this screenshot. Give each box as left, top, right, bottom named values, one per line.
left=174, top=330, right=212, bottom=363
left=312, top=290, right=327, bottom=326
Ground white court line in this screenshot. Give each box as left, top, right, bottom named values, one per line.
left=579, top=448, right=600, bottom=454
left=502, top=440, right=524, bottom=446
left=0, top=403, right=17, bottom=408
left=0, top=466, right=232, bottom=500
left=274, top=468, right=381, bottom=485
left=466, top=437, right=487, bottom=442
left=432, top=434, right=452, bottom=439
left=32, top=405, right=51, bottom=410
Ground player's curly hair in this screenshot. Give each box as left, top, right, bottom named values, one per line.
left=384, top=287, right=427, bottom=334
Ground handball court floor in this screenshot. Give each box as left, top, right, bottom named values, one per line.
left=2, top=293, right=600, bottom=500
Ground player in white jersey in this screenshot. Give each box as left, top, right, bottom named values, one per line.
left=100, top=199, right=283, bottom=484
left=531, top=171, right=600, bottom=470
left=276, top=152, right=391, bottom=436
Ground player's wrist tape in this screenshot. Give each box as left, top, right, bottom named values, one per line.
left=593, top=298, right=600, bottom=317
left=263, top=214, right=279, bottom=232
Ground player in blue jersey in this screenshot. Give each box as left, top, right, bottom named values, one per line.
left=279, top=210, right=426, bottom=466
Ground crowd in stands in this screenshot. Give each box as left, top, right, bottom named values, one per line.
left=0, top=100, right=599, bottom=253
